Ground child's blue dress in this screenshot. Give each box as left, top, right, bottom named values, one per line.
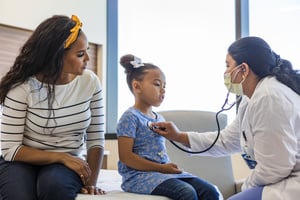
left=117, top=107, right=195, bottom=194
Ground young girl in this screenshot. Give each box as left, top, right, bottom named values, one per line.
left=117, top=54, right=222, bottom=200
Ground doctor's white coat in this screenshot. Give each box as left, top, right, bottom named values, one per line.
left=187, top=77, right=300, bottom=200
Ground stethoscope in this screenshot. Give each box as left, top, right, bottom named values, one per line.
left=166, top=93, right=242, bottom=154
left=155, top=68, right=243, bottom=154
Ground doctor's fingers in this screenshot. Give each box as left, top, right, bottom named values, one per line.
left=159, top=121, right=180, bottom=133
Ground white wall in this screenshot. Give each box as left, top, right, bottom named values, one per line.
left=0, top=0, right=106, bottom=45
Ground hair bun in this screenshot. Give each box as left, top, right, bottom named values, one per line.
left=120, top=54, right=135, bottom=67
left=120, top=54, right=144, bottom=71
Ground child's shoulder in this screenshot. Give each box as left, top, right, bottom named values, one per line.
left=119, top=107, right=141, bottom=121
left=122, top=107, right=139, bottom=116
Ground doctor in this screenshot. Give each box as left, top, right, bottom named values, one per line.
left=152, top=36, right=300, bottom=200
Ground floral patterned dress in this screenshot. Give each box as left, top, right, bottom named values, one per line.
left=117, top=107, right=194, bottom=194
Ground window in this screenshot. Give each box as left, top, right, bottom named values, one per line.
left=249, top=0, right=300, bottom=69
left=118, top=0, right=237, bottom=123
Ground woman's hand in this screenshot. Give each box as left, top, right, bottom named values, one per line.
left=81, top=185, right=106, bottom=195
left=60, top=153, right=92, bottom=185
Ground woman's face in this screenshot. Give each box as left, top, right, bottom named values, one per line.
left=62, top=32, right=90, bottom=78
left=225, top=53, right=259, bottom=98
left=225, top=53, right=244, bottom=83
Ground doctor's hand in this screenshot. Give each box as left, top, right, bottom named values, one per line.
left=151, top=121, right=180, bottom=140
left=151, top=121, right=190, bottom=147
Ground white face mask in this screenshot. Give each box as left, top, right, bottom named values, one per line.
left=224, top=65, right=245, bottom=96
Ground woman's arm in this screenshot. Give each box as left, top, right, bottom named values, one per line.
left=81, top=147, right=105, bottom=194
left=14, top=146, right=91, bottom=181
left=81, top=75, right=106, bottom=194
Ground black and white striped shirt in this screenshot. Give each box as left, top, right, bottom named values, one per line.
left=1, top=69, right=105, bottom=161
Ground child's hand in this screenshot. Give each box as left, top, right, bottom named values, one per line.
left=160, top=162, right=183, bottom=174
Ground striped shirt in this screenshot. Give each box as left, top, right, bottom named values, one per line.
left=1, top=69, right=105, bottom=161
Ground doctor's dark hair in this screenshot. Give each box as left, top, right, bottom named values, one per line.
left=0, top=15, right=82, bottom=105
left=228, top=36, right=300, bottom=95
left=120, top=54, right=159, bottom=93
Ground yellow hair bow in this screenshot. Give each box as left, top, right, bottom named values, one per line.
left=64, top=15, right=82, bottom=48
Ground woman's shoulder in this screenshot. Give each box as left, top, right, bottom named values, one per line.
left=80, top=69, right=101, bottom=82
left=75, top=69, right=102, bottom=91
left=254, top=76, right=297, bottom=101
left=12, top=76, right=39, bottom=92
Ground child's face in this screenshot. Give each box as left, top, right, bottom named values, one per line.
left=136, top=68, right=166, bottom=107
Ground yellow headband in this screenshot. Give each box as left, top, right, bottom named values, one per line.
left=64, top=15, right=82, bottom=48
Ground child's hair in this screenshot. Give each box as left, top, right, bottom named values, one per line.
left=120, top=54, right=159, bottom=92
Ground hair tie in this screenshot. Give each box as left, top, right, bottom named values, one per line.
left=276, top=57, right=283, bottom=68
left=64, top=15, right=82, bottom=48
left=270, top=52, right=282, bottom=74
left=130, top=56, right=144, bottom=68
left=272, top=66, right=280, bottom=74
